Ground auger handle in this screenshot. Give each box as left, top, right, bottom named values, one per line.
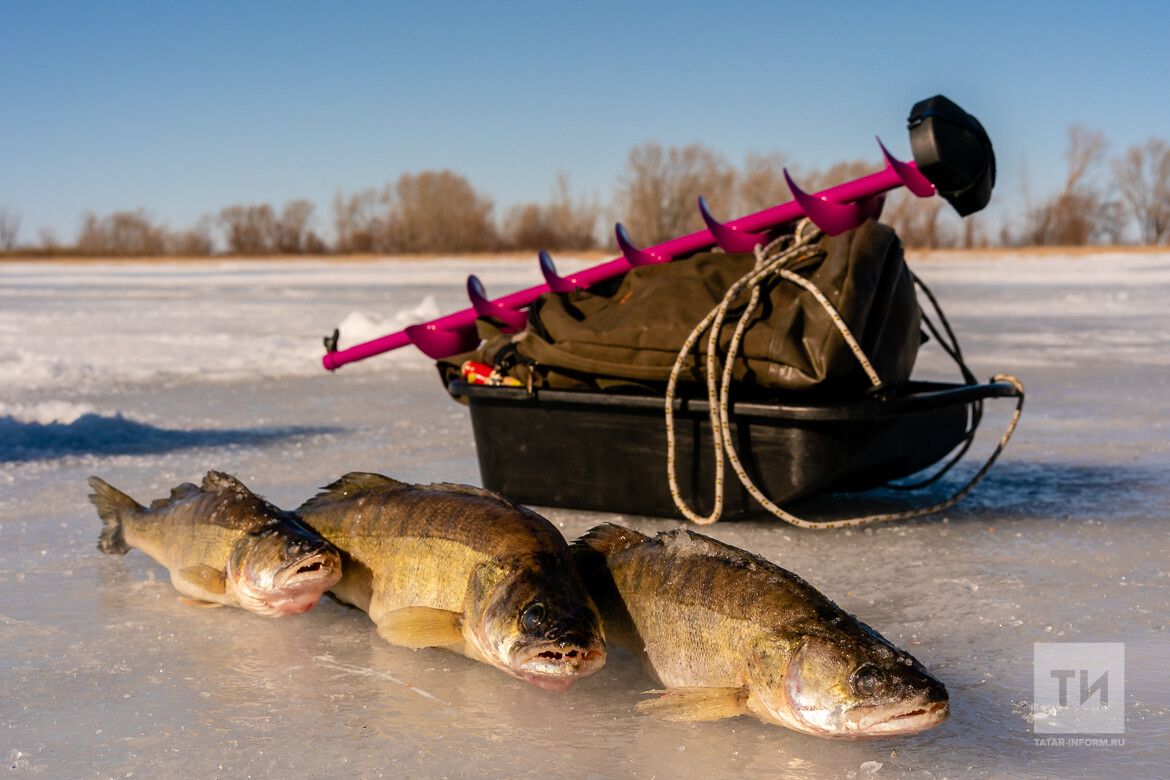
left=908, top=95, right=995, bottom=217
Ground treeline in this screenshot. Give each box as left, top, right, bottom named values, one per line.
left=2, top=129, right=1169, bottom=257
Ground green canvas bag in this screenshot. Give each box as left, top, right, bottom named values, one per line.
left=489, top=219, right=920, bottom=395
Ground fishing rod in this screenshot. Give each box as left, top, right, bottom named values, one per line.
left=322, top=94, right=993, bottom=369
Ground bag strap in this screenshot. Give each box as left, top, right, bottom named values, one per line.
left=664, top=219, right=1025, bottom=528
left=884, top=273, right=981, bottom=491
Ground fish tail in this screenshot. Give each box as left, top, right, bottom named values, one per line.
left=87, top=476, right=143, bottom=554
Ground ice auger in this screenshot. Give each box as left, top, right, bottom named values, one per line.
left=321, top=94, right=994, bottom=370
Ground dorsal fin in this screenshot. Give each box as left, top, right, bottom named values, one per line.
left=150, top=482, right=201, bottom=510
left=570, top=523, right=647, bottom=645
left=326, top=472, right=410, bottom=495
left=572, top=523, right=649, bottom=559
left=297, top=472, right=412, bottom=513
left=422, top=482, right=511, bottom=504
left=657, top=528, right=781, bottom=574
left=660, top=527, right=751, bottom=558
left=201, top=471, right=253, bottom=496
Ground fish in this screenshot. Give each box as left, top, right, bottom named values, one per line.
left=294, top=473, right=605, bottom=691
left=89, top=471, right=342, bottom=616
left=571, top=524, right=949, bottom=738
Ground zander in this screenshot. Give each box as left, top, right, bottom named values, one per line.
left=295, top=473, right=605, bottom=691
left=572, top=524, right=948, bottom=737
left=89, top=472, right=341, bottom=616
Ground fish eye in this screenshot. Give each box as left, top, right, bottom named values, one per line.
left=520, top=602, right=546, bottom=633
left=851, top=664, right=887, bottom=697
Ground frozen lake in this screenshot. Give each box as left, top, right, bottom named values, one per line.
left=2, top=251, right=1168, bottom=778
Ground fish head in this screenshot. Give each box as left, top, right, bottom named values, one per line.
left=749, top=623, right=948, bottom=738
left=468, top=554, right=606, bottom=692
left=226, top=516, right=343, bottom=617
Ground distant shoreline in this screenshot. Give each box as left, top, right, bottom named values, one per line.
left=2, top=245, right=1168, bottom=265
left=0, top=251, right=615, bottom=265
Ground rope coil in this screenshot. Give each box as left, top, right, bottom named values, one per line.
left=664, top=219, right=1025, bottom=528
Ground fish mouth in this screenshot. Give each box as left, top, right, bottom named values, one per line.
left=848, top=699, right=949, bottom=737
left=513, top=641, right=606, bottom=692
left=276, top=553, right=341, bottom=587
left=266, top=553, right=342, bottom=614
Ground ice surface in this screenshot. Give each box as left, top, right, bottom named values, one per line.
left=2, top=253, right=1168, bottom=778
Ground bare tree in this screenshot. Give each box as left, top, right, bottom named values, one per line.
left=735, top=152, right=789, bottom=215
left=615, top=142, right=735, bottom=245
left=1022, top=126, right=1109, bottom=246
left=1094, top=199, right=1129, bottom=245
left=275, top=199, right=315, bottom=253
left=166, top=215, right=215, bottom=256
left=959, top=214, right=987, bottom=249
left=219, top=204, right=278, bottom=254
left=75, top=212, right=105, bottom=254
left=800, top=159, right=877, bottom=192
left=384, top=170, right=496, bottom=253
left=76, top=210, right=217, bottom=256
left=503, top=173, right=599, bottom=250
left=545, top=173, right=599, bottom=249
left=303, top=230, right=327, bottom=254
left=503, top=203, right=551, bottom=250
left=880, top=191, right=953, bottom=249
left=0, top=206, right=20, bottom=251
left=76, top=210, right=168, bottom=256
left=38, top=227, right=60, bottom=253
left=998, top=222, right=1016, bottom=248
left=1111, top=138, right=1170, bottom=244
left=333, top=188, right=383, bottom=253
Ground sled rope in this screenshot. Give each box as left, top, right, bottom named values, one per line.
left=664, top=219, right=1026, bottom=528
left=884, top=273, right=983, bottom=491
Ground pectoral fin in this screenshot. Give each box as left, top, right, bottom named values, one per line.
left=178, top=564, right=227, bottom=595
left=177, top=596, right=225, bottom=609
left=375, top=606, right=463, bottom=649
left=635, top=687, right=749, bottom=722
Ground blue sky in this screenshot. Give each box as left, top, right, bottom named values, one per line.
left=2, top=1, right=1168, bottom=243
